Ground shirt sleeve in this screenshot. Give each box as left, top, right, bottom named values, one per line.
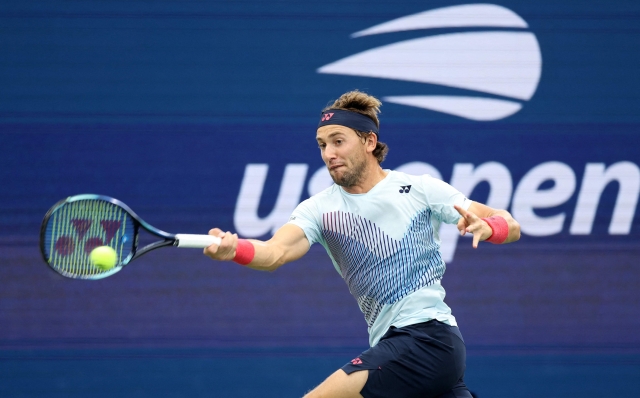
left=422, top=175, right=472, bottom=224
left=286, top=197, right=323, bottom=246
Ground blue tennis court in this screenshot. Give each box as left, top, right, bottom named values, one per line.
left=2, top=349, right=639, bottom=397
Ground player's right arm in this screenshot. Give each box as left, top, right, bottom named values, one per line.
left=203, top=224, right=310, bottom=272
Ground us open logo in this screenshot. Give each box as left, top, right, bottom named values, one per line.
left=317, top=4, right=542, bottom=121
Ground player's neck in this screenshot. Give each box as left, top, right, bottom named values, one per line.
left=341, top=164, right=388, bottom=195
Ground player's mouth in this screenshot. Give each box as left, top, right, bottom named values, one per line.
left=329, top=163, right=344, bottom=171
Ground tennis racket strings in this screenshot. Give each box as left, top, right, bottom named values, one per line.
left=41, top=198, right=135, bottom=279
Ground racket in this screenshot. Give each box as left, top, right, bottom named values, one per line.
left=40, top=194, right=221, bottom=280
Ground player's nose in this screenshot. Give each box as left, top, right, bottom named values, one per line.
left=322, top=147, right=337, bottom=161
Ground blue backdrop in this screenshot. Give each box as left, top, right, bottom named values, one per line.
left=1, top=1, right=639, bottom=397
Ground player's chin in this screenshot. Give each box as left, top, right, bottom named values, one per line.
left=328, top=167, right=343, bottom=178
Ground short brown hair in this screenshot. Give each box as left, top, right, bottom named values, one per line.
left=323, top=90, right=389, bottom=164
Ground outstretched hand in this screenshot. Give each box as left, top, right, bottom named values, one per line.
left=454, top=205, right=493, bottom=249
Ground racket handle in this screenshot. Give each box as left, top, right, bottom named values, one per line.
left=174, top=234, right=222, bottom=248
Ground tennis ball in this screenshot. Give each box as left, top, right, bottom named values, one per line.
left=90, top=246, right=118, bottom=270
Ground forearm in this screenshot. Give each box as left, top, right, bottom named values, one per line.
left=241, top=239, right=288, bottom=272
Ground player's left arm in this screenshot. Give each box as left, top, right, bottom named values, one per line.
left=454, top=202, right=520, bottom=248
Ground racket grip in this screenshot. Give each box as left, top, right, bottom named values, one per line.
left=174, top=234, right=222, bottom=248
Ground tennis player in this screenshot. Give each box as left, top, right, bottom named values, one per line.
left=204, top=90, right=520, bottom=398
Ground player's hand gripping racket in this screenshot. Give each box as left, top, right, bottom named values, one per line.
left=40, top=194, right=221, bottom=280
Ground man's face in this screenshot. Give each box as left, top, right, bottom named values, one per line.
left=316, top=125, right=368, bottom=187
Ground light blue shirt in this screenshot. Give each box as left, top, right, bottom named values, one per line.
left=287, top=170, right=471, bottom=346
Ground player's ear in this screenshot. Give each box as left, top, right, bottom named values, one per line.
left=366, top=132, right=377, bottom=152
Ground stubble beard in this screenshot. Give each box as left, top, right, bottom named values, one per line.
left=330, top=156, right=368, bottom=188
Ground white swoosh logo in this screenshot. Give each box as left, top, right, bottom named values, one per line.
left=383, top=96, right=522, bottom=121
left=317, top=4, right=542, bottom=121
left=352, top=3, right=528, bottom=37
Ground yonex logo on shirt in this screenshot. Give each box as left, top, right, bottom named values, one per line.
left=399, top=185, right=412, bottom=193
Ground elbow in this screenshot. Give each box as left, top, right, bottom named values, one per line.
left=271, top=256, right=289, bottom=272
left=261, top=256, right=286, bottom=272
left=247, top=262, right=281, bottom=272
left=264, top=263, right=281, bottom=273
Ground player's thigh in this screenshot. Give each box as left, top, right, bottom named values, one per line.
left=304, top=369, right=368, bottom=398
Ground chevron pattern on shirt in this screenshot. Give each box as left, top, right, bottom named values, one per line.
left=322, top=209, right=444, bottom=327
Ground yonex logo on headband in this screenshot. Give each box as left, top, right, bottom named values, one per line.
left=318, top=109, right=379, bottom=136
left=321, top=113, right=334, bottom=122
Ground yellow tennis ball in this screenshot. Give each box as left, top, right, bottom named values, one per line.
left=90, top=246, right=118, bottom=270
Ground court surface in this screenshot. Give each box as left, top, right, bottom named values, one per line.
left=2, top=348, right=639, bottom=397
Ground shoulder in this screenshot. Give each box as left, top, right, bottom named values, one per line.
left=388, top=170, right=442, bottom=189
left=310, top=183, right=340, bottom=201
left=295, top=184, right=339, bottom=211
left=389, top=170, right=434, bottom=181
left=388, top=170, right=462, bottom=202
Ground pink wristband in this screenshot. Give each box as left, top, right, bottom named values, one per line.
left=233, top=239, right=255, bottom=265
left=482, top=216, right=509, bottom=244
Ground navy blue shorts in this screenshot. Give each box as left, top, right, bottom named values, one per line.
left=341, top=320, right=472, bottom=398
